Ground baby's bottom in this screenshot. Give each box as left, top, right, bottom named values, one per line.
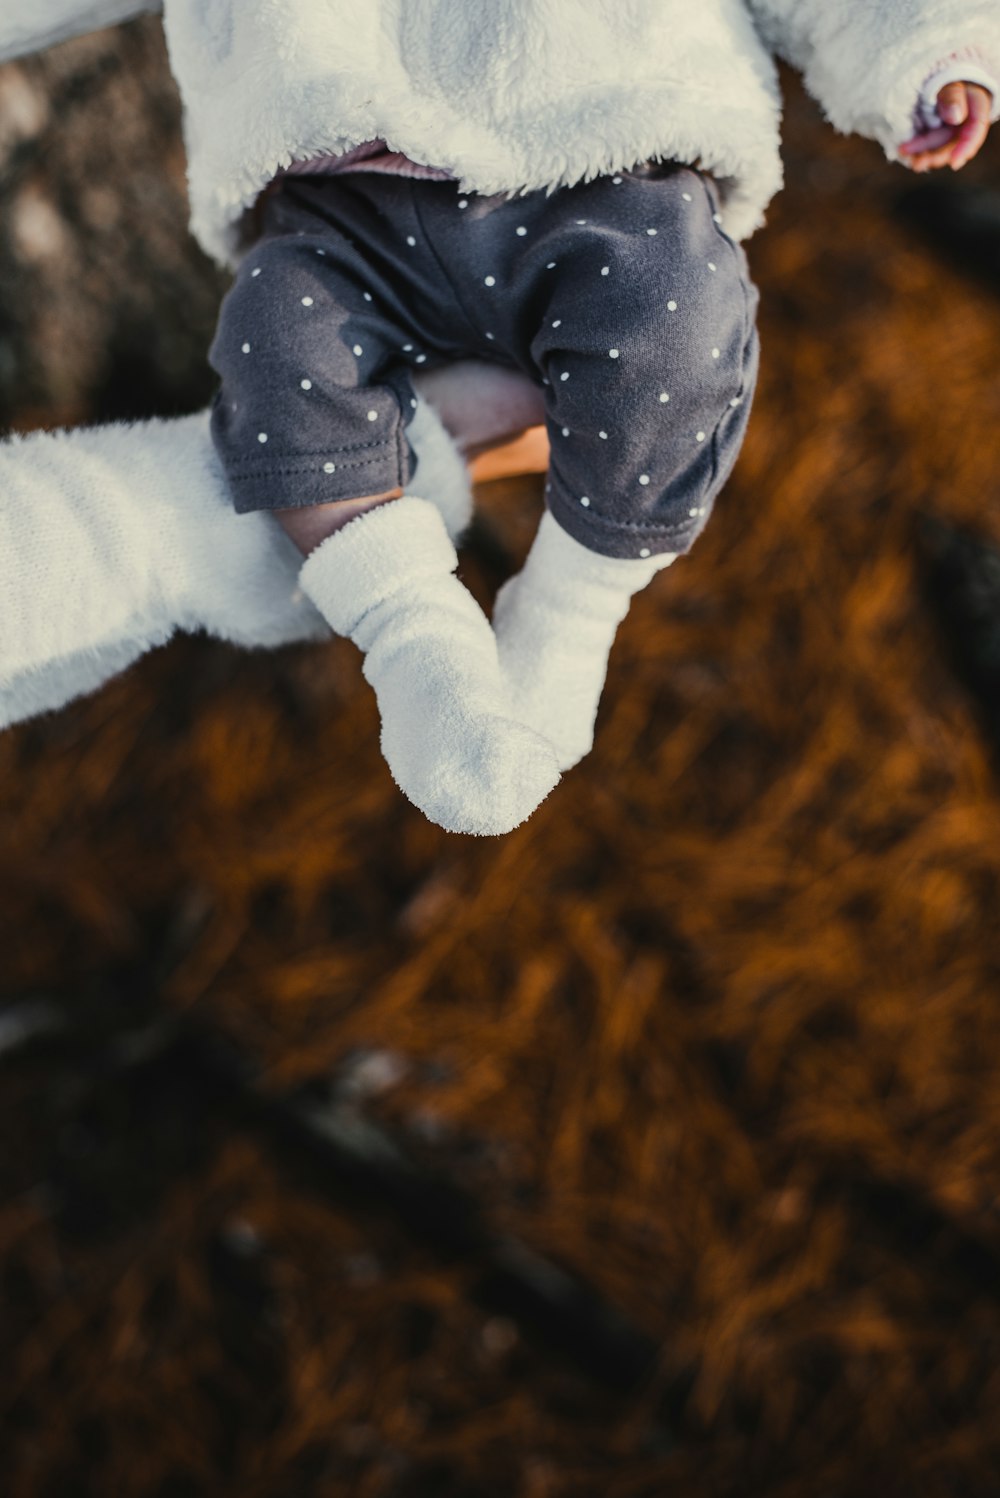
left=277, top=359, right=546, bottom=554
left=209, top=165, right=759, bottom=559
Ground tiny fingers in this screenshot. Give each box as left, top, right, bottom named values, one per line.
left=903, top=83, right=994, bottom=171
left=936, top=80, right=969, bottom=127
left=951, top=84, right=993, bottom=168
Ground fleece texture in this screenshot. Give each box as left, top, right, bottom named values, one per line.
left=0, top=410, right=326, bottom=729
left=493, top=511, right=676, bottom=769
left=5, top=0, right=998, bottom=261
left=299, top=497, right=561, bottom=835
left=0, top=396, right=469, bottom=731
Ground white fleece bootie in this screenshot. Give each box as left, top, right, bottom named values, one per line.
left=493, top=512, right=676, bottom=770
left=0, top=410, right=328, bottom=729
left=298, top=497, right=561, bottom=835
left=0, top=394, right=471, bottom=732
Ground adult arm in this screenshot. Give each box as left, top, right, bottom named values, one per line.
left=0, top=0, right=160, bottom=66
left=747, top=0, right=1000, bottom=157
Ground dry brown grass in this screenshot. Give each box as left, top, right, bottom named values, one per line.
left=2, top=17, right=1000, bottom=1497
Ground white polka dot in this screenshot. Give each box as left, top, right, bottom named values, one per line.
left=730, top=397, right=741, bottom=407
left=560, top=371, right=570, bottom=381
left=667, top=300, right=678, bottom=311
left=257, top=432, right=268, bottom=443
left=601, top=266, right=610, bottom=276
left=609, top=348, right=620, bottom=359
left=406, top=235, right=417, bottom=246
left=485, top=331, right=495, bottom=340
left=300, top=378, right=312, bottom=390
left=516, top=226, right=527, bottom=236
left=612, top=176, right=623, bottom=185
left=363, top=292, right=373, bottom=301
left=659, top=392, right=670, bottom=403
left=639, top=548, right=651, bottom=558
left=547, top=261, right=557, bottom=269
left=458, top=199, right=469, bottom=209
left=576, top=219, right=587, bottom=225
left=316, top=249, right=326, bottom=257
left=579, top=496, right=590, bottom=507
left=708, top=262, right=717, bottom=272
left=353, top=344, right=363, bottom=355
left=410, top=398, right=418, bottom=408
left=241, top=342, right=251, bottom=354
left=712, top=348, right=721, bottom=359
left=696, top=431, right=706, bottom=442
left=689, top=507, right=699, bottom=517
left=561, top=427, right=570, bottom=437
left=324, top=462, right=336, bottom=474
left=713, top=213, right=723, bottom=224
left=301, top=296, right=314, bottom=306
left=251, top=267, right=261, bottom=277
left=639, top=473, right=650, bottom=485
left=403, top=344, right=414, bottom=352
left=552, top=319, right=562, bottom=329
left=484, top=275, right=496, bottom=286
left=682, top=192, right=692, bottom=202
left=646, top=228, right=658, bottom=236
left=416, top=354, right=427, bottom=364
left=598, top=430, right=608, bottom=439
left=367, top=409, right=378, bottom=422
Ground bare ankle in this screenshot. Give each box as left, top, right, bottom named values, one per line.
left=276, top=487, right=403, bottom=556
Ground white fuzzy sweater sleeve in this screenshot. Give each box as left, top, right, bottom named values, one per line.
left=748, top=0, right=1000, bottom=152
left=0, top=0, right=160, bottom=64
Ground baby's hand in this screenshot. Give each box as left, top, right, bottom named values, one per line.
left=899, top=82, right=994, bottom=172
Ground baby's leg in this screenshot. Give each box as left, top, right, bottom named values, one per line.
left=492, top=165, right=759, bottom=767
left=213, top=186, right=558, bottom=832
left=278, top=359, right=547, bottom=553
left=287, top=395, right=560, bottom=834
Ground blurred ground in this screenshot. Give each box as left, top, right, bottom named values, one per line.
left=3, top=15, right=1000, bottom=1498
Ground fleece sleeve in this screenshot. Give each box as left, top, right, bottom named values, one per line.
left=747, top=0, right=1000, bottom=153
left=0, top=0, right=161, bottom=65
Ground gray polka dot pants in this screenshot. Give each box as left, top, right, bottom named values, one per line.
left=210, top=162, right=759, bottom=559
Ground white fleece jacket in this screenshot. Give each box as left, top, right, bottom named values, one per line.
left=2, top=0, right=999, bottom=262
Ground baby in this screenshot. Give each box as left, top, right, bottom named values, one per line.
left=0, top=1, right=998, bottom=835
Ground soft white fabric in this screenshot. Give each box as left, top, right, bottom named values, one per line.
left=493, top=512, right=675, bottom=770
left=4, top=0, right=997, bottom=259
left=0, top=2, right=945, bottom=261
left=0, top=0, right=157, bottom=60
left=0, top=394, right=470, bottom=730
left=299, top=497, right=561, bottom=835
left=0, top=410, right=330, bottom=729
left=403, top=391, right=473, bottom=543
left=750, top=0, right=1000, bottom=160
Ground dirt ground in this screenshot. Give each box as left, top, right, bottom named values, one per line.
left=3, top=16, right=1000, bottom=1498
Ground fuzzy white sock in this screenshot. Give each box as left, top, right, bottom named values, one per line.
left=493, top=512, right=676, bottom=771
left=299, top=497, right=561, bottom=835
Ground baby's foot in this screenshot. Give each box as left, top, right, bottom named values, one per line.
left=299, top=496, right=560, bottom=834
left=493, top=513, right=675, bottom=770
